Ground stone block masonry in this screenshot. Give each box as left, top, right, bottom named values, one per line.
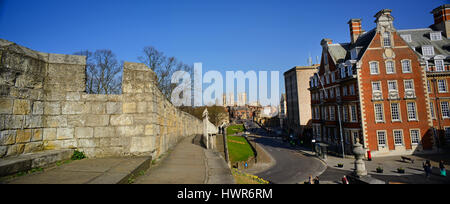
left=0, top=39, right=203, bottom=159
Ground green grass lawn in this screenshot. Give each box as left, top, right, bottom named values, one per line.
left=227, top=124, right=245, bottom=136
left=227, top=136, right=254, bottom=164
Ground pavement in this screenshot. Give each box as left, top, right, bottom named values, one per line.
left=3, top=157, right=151, bottom=184
left=1, top=135, right=234, bottom=184
left=297, top=148, right=450, bottom=184
left=135, top=135, right=234, bottom=184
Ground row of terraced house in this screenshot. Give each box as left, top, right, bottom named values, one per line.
left=304, top=4, right=450, bottom=157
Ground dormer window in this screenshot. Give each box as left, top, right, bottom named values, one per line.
left=422, top=45, right=435, bottom=56
left=383, top=32, right=392, bottom=47
left=430, top=32, right=442, bottom=41
left=350, top=47, right=362, bottom=60
left=435, top=60, right=445, bottom=72
left=351, top=49, right=357, bottom=60
left=401, top=34, right=412, bottom=42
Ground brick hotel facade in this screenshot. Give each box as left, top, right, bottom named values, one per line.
left=309, top=5, right=450, bottom=157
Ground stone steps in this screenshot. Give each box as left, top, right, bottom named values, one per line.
left=0, top=149, right=74, bottom=177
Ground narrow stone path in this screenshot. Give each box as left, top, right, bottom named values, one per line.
left=135, top=135, right=234, bottom=184
left=3, top=157, right=151, bottom=184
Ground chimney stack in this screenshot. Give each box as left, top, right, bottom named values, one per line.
left=431, top=4, right=450, bottom=38
left=321, top=38, right=333, bottom=47
left=348, top=19, right=363, bottom=44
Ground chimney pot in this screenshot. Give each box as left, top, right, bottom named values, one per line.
left=321, top=39, right=333, bottom=46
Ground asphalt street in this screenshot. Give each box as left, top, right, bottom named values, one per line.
left=244, top=120, right=326, bottom=184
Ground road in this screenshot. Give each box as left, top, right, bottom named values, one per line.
left=244, top=120, right=327, bottom=184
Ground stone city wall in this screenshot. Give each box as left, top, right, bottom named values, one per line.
left=0, top=39, right=202, bottom=158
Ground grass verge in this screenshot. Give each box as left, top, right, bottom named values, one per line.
left=227, top=124, right=245, bottom=136
left=227, top=136, right=254, bottom=164
left=231, top=168, right=269, bottom=184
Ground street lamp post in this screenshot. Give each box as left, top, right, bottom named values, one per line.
left=314, top=73, right=345, bottom=158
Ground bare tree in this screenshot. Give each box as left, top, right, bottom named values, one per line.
left=74, top=49, right=122, bottom=95
left=138, top=46, right=193, bottom=100
left=73, top=50, right=97, bottom=94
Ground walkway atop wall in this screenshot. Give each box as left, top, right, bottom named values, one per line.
left=135, top=135, right=235, bottom=184
left=2, top=156, right=151, bottom=184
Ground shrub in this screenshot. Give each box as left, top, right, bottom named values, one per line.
left=71, top=150, right=87, bottom=160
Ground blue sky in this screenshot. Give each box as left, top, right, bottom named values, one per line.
left=0, top=0, right=446, bottom=99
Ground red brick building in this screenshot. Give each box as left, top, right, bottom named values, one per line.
left=309, top=5, right=449, bottom=157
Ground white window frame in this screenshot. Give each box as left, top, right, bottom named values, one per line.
left=401, top=60, right=412, bottom=73
left=404, top=79, right=415, bottom=94
left=343, top=86, right=348, bottom=96
left=386, top=61, right=395, bottom=74
left=435, top=60, right=445, bottom=72
left=410, top=129, right=420, bottom=145
left=388, top=80, right=398, bottom=91
left=401, top=34, right=412, bottom=42
left=374, top=103, right=385, bottom=123
left=438, top=79, right=448, bottom=93
left=404, top=79, right=414, bottom=90
left=393, top=130, right=404, bottom=146
left=372, top=81, right=382, bottom=93
left=430, top=32, right=442, bottom=41
left=391, top=103, right=401, bottom=122
left=331, top=72, right=336, bottom=83
left=369, top=61, right=379, bottom=75
left=407, top=102, right=418, bottom=121
left=441, top=101, right=450, bottom=119
left=383, top=32, right=392, bottom=47
left=377, top=130, right=387, bottom=147
left=422, top=45, right=435, bottom=56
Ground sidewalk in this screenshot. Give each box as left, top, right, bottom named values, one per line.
left=3, top=157, right=151, bottom=184
left=296, top=147, right=450, bottom=184
left=135, top=135, right=234, bottom=184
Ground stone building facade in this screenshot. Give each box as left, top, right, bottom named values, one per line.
left=309, top=5, right=449, bottom=157
left=284, top=65, right=318, bottom=139
left=0, top=39, right=202, bottom=159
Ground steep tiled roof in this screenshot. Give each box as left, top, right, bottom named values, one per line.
left=326, top=29, right=376, bottom=64
left=328, top=43, right=350, bottom=64
left=397, top=28, right=450, bottom=57
left=351, top=29, right=377, bottom=60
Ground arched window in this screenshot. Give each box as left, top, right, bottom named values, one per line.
left=383, top=32, right=392, bottom=47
